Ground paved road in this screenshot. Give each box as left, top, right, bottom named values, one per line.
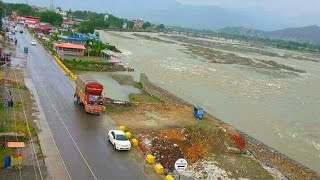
left=16, top=30, right=149, bottom=180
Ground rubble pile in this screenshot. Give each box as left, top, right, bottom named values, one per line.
left=151, top=138, right=183, bottom=173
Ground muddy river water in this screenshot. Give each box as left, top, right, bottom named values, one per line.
left=97, top=31, right=320, bottom=172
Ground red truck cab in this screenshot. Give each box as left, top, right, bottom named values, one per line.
left=74, top=75, right=106, bottom=114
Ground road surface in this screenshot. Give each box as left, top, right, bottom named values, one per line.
left=16, top=30, right=149, bottom=180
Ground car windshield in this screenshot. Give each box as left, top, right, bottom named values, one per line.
left=116, top=134, right=127, bottom=141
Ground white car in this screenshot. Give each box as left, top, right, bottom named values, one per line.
left=31, top=40, right=36, bottom=46
left=108, top=130, right=131, bottom=151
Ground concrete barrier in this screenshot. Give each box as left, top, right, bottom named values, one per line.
left=131, top=139, right=139, bottom=147
left=119, top=126, right=126, bottom=132
left=146, top=154, right=155, bottom=164
left=125, top=132, right=132, bottom=139
left=155, top=164, right=164, bottom=175
left=164, top=175, right=174, bottom=180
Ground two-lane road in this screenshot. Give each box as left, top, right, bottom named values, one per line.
left=16, top=30, right=149, bottom=180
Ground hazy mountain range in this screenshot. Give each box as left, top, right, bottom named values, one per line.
left=218, top=25, right=320, bottom=45
left=6, top=0, right=320, bottom=31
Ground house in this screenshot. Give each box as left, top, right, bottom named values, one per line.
left=36, top=25, right=52, bottom=34
left=54, top=43, right=86, bottom=59
left=87, top=33, right=101, bottom=42
left=132, top=19, right=144, bottom=29
left=61, top=21, right=73, bottom=31
left=58, top=33, right=88, bottom=46
left=74, top=18, right=85, bottom=25
left=101, top=49, right=125, bottom=69
left=17, top=16, right=40, bottom=28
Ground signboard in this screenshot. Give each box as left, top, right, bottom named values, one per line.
left=174, top=158, right=188, bottom=173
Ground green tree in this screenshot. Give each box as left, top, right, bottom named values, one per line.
left=39, top=11, right=63, bottom=26
left=157, top=24, right=165, bottom=29
left=3, top=3, right=36, bottom=16
left=142, top=21, right=152, bottom=29
left=78, top=21, right=95, bottom=34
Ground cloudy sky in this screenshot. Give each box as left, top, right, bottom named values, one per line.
left=177, top=0, right=320, bottom=17
left=4, top=0, right=320, bottom=29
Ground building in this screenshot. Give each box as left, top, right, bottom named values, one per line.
left=58, top=33, right=88, bottom=46
left=61, top=20, right=73, bottom=31
left=54, top=43, right=86, bottom=59
left=101, top=49, right=124, bottom=68
left=17, top=16, right=40, bottom=28
left=36, top=25, right=52, bottom=34
left=87, top=33, right=101, bottom=42
left=132, top=19, right=144, bottom=29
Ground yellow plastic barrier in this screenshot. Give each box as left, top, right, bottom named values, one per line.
left=155, top=164, right=164, bottom=175
left=131, top=139, right=139, bottom=147
left=73, top=76, right=77, bottom=81
left=119, top=126, right=125, bottom=132
left=146, top=154, right=155, bottom=164
left=164, top=175, right=174, bottom=180
left=125, top=132, right=132, bottom=139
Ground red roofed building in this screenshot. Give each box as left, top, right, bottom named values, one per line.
left=54, top=43, right=86, bottom=59
left=36, top=25, right=52, bottom=34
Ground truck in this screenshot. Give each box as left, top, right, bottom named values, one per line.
left=74, top=75, right=106, bottom=114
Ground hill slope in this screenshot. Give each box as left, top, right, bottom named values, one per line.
left=269, top=25, right=320, bottom=45
left=218, top=25, right=320, bottom=45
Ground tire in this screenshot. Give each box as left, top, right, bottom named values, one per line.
left=114, top=143, right=117, bottom=150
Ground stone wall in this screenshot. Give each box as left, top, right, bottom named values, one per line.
left=140, top=73, right=320, bottom=179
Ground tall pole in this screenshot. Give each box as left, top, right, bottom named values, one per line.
left=50, top=0, right=55, bottom=11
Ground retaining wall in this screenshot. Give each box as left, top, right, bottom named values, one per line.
left=140, top=73, right=320, bottom=180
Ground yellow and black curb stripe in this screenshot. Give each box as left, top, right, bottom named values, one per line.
left=54, top=56, right=77, bottom=81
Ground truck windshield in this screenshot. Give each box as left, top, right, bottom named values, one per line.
left=88, top=95, right=103, bottom=105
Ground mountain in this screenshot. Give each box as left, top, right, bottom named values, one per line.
left=218, top=25, right=320, bottom=45
left=48, top=0, right=312, bottom=30
left=217, top=27, right=267, bottom=38
left=269, top=25, right=320, bottom=45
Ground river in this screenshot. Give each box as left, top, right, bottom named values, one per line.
left=97, top=30, right=320, bottom=172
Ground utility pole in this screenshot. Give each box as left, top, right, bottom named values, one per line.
left=49, top=0, right=55, bottom=11
left=2, top=53, right=11, bottom=146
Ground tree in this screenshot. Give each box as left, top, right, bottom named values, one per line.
left=78, top=21, right=95, bottom=34
left=142, top=22, right=152, bottom=29
left=4, top=3, right=36, bottom=16
left=157, top=24, right=165, bottom=29
left=39, top=11, right=63, bottom=26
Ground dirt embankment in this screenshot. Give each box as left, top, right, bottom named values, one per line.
left=108, top=103, right=276, bottom=179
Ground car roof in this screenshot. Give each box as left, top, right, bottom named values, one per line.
left=111, top=130, right=125, bottom=135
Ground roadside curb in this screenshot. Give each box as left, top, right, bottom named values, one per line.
left=53, top=56, right=77, bottom=81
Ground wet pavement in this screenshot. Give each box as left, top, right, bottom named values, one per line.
left=15, top=30, right=150, bottom=180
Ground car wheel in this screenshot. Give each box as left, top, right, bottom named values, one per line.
left=114, top=143, right=117, bottom=150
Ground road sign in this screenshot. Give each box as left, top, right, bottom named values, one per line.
left=175, top=158, right=188, bottom=173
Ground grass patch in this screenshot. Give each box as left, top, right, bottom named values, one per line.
left=0, top=148, right=13, bottom=168
left=133, top=82, right=143, bottom=89
left=63, top=60, right=118, bottom=72
left=129, top=92, right=163, bottom=103
left=210, top=152, right=273, bottom=179
left=105, top=105, right=134, bottom=113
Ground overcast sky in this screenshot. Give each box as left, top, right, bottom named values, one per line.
left=177, top=0, right=320, bottom=17
left=4, top=0, right=320, bottom=29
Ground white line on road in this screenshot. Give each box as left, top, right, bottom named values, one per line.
left=30, top=49, right=98, bottom=180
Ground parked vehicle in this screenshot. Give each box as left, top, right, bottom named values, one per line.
left=108, top=130, right=131, bottom=150
left=74, top=75, right=106, bottom=114
left=24, top=47, right=28, bottom=53
left=20, top=30, right=23, bottom=33
left=31, top=40, right=36, bottom=46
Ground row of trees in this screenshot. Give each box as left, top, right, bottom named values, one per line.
left=171, top=26, right=320, bottom=52
left=2, top=3, right=63, bottom=26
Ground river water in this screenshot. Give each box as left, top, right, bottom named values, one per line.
left=98, top=31, right=320, bottom=172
